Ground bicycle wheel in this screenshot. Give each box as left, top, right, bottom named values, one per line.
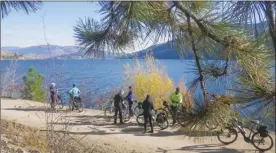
left=217, top=128, right=238, bottom=145
left=176, top=111, right=190, bottom=127
left=156, top=118, right=169, bottom=130
left=77, top=102, right=84, bottom=112
left=136, top=114, right=144, bottom=126
left=252, top=132, right=274, bottom=151
left=156, top=108, right=168, bottom=117
left=133, top=106, right=143, bottom=117
left=104, top=107, right=117, bottom=117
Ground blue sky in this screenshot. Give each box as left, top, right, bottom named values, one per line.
left=1, top=2, right=168, bottom=52
left=1, top=2, right=102, bottom=47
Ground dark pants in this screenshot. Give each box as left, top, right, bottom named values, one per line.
left=144, top=113, right=153, bottom=131
left=128, top=100, right=133, bottom=116
left=71, top=97, right=81, bottom=110
left=170, top=105, right=177, bottom=124
left=114, top=105, right=123, bottom=123
left=50, top=93, right=57, bottom=108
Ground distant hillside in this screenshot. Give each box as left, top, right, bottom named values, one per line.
left=1, top=45, right=123, bottom=59
left=1, top=45, right=81, bottom=59
left=120, top=41, right=224, bottom=60
left=121, top=22, right=271, bottom=59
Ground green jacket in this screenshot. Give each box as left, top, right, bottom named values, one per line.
left=169, top=92, right=183, bottom=107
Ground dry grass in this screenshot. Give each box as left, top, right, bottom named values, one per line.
left=1, top=119, right=95, bottom=153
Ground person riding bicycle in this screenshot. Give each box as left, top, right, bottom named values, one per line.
left=50, top=83, right=58, bottom=108
left=142, top=95, right=155, bottom=133
left=169, top=87, right=183, bottom=125
left=125, top=86, right=134, bottom=117
left=113, top=89, right=125, bottom=124
left=68, top=83, right=81, bottom=110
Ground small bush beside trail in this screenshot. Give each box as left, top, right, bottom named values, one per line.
left=22, top=67, right=46, bottom=102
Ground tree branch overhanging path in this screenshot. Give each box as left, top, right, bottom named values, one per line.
left=74, top=1, right=275, bottom=132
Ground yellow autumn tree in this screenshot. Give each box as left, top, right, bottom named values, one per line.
left=178, top=80, right=194, bottom=111
left=124, top=55, right=174, bottom=108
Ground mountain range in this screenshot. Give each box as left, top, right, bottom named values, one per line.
left=1, top=45, right=81, bottom=59
left=1, top=45, right=124, bottom=59
left=121, top=22, right=272, bottom=59
left=1, top=22, right=271, bottom=60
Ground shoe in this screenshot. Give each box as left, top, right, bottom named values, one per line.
left=149, top=130, right=154, bottom=133
left=119, top=122, right=124, bottom=124
left=172, top=120, right=176, bottom=126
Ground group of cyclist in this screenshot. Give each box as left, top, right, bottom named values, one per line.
left=113, top=86, right=183, bottom=133
left=49, top=83, right=183, bottom=133
left=49, top=83, right=81, bottom=110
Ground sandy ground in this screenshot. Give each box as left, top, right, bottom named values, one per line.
left=1, top=98, right=275, bottom=153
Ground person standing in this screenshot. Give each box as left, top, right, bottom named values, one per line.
left=169, top=87, right=183, bottom=125
left=126, top=86, right=134, bottom=117
left=68, top=83, right=81, bottom=110
left=50, top=83, right=58, bottom=109
left=142, top=95, right=155, bottom=133
left=113, top=89, right=125, bottom=124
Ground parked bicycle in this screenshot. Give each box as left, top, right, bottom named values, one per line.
left=156, top=100, right=189, bottom=128
left=104, top=100, right=130, bottom=123
left=136, top=110, right=169, bottom=130
left=217, top=118, right=274, bottom=152
left=130, top=100, right=144, bottom=116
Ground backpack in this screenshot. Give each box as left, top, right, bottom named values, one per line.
left=258, top=125, right=268, bottom=137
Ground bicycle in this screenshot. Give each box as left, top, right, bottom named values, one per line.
left=128, top=100, right=143, bottom=117
left=104, top=100, right=130, bottom=123
left=156, top=100, right=189, bottom=128
left=217, top=118, right=274, bottom=152
left=136, top=110, right=169, bottom=130
left=49, top=94, right=64, bottom=110
left=69, top=96, right=84, bottom=113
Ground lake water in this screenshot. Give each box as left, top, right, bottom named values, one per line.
left=0, top=59, right=233, bottom=96
left=1, top=59, right=275, bottom=129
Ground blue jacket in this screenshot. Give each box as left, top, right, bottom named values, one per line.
left=126, top=91, right=134, bottom=101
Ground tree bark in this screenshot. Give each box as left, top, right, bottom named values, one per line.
left=173, top=1, right=228, bottom=47
left=264, top=1, right=276, bottom=52
left=186, top=13, right=209, bottom=106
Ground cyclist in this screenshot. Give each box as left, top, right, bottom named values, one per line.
left=50, top=83, right=58, bottom=109
left=169, top=87, right=183, bottom=125
left=142, top=95, right=154, bottom=133
left=125, top=86, right=134, bottom=117
left=113, top=89, right=125, bottom=124
left=68, top=83, right=81, bottom=110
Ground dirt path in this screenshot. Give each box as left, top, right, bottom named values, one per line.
left=1, top=99, right=275, bottom=153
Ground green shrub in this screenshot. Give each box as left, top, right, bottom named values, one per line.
left=22, top=67, right=45, bottom=102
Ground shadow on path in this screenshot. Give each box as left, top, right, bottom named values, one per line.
left=156, top=144, right=257, bottom=153
left=3, top=107, right=69, bottom=113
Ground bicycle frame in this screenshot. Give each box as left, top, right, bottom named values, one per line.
left=232, top=120, right=259, bottom=142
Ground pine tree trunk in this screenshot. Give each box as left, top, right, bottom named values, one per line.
left=186, top=14, right=209, bottom=106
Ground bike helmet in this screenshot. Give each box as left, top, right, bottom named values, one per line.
left=120, top=89, right=124, bottom=95
left=51, top=83, right=56, bottom=87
